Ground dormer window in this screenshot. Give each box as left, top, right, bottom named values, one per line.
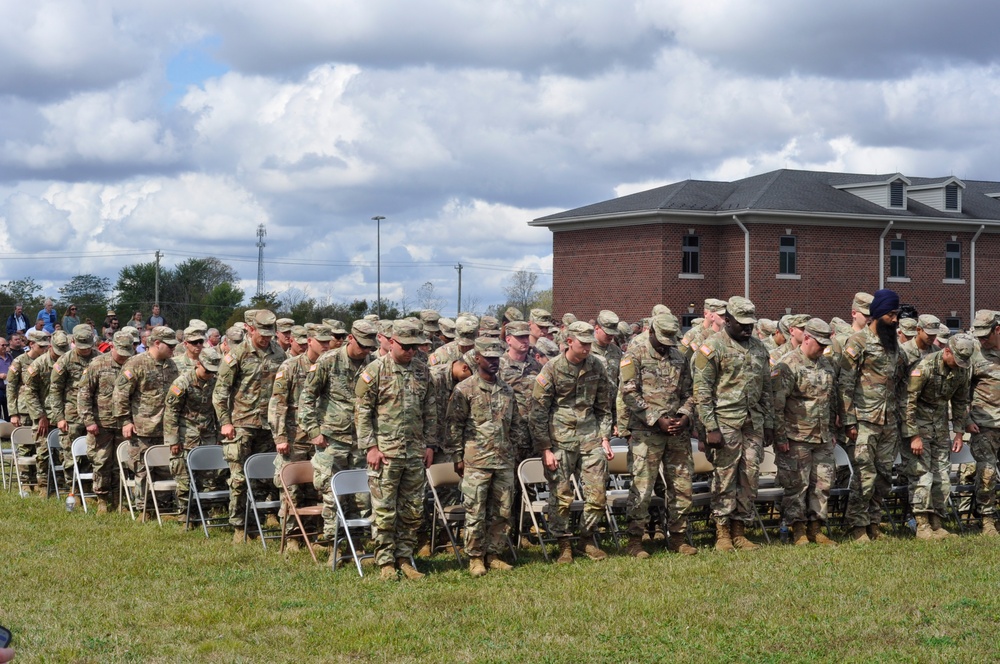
left=889, top=181, right=905, bottom=207
left=945, top=184, right=958, bottom=210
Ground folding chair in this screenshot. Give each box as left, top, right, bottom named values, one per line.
left=278, top=460, right=324, bottom=563
left=0, top=421, right=14, bottom=490
left=142, top=445, right=179, bottom=526
left=46, top=429, right=66, bottom=499
left=828, top=445, right=853, bottom=535
left=330, top=469, right=375, bottom=576
left=948, top=443, right=976, bottom=533
left=117, top=441, right=137, bottom=519
left=753, top=448, right=784, bottom=543
left=185, top=445, right=232, bottom=538
left=10, top=426, right=37, bottom=497
left=70, top=436, right=96, bottom=512
left=426, top=462, right=466, bottom=566
left=516, top=457, right=585, bottom=562
left=681, top=446, right=715, bottom=543
left=604, top=445, right=641, bottom=544
left=244, top=452, right=282, bottom=549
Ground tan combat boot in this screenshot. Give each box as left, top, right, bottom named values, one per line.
left=556, top=538, right=574, bottom=564
left=791, top=522, right=809, bottom=546
left=715, top=520, right=735, bottom=552
left=982, top=516, right=999, bottom=537
left=807, top=521, right=837, bottom=547
left=914, top=514, right=935, bottom=540
left=96, top=497, right=109, bottom=514
left=866, top=523, right=884, bottom=541
left=232, top=528, right=246, bottom=545
left=930, top=514, right=958, bottom=539
left=469, top=557, right=487, bottom=578
left=667, top=532, right=697, bottom=556
left=485, top=554, right=513, bottom=571
left=626, top=536, right=651, bottom=559
left=850, top=526, right=870, bottom=543
left=416, top=541, right=433, bottom=557
left=730, top=520, right=760, bottom=551
left=285, top=538, right=301, bottom=553
left=396, top=557, right=425, bottom=580
left=379, top=563, right=398, bottom=581
left=578, top=539, right=609, bottom=561
left=264, top=513, right=281, bottom=530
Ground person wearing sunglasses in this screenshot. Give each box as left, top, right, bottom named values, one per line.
left=62, top=304, right=80, bottom=333
left=174, top=326, right=206, bottom=371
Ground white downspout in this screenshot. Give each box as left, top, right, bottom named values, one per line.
left=971, top=224, right=985, bottom=327
left=879, top=220, right=894, bottom=290
left=733, top=215, right=750, bottom=299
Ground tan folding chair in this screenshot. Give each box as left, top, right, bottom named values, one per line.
left=278, top=460, right=324, bottom=564
left=142, top=445, right=179, bottom=526
left=517, top=457, right=585, bottom=562
left=10, top=426, right=37, bottom=497
left=426, top=462, right=466, bottom=566
left=753, top=447, right=785, bottom=542
left=117, top=441, right=137, bottom=519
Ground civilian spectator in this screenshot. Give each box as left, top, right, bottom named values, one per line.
left=33, top=317, right=45, bottom=332
left=147, top=304, right=165, bottom=327
left=62, top=304, right=80, bottom=332
left=102, top=314, right=120, bottom=341
left=136, top=329, right=150, bottom=353
left=36, top=298, right=58, bottom=333
left=9, top=333, right=25, bottom=359
left=206, top=328, right=221, bottom=347
left=0, top=336, right=11, bottom=420
left=130, top=310, right=143, bottom=327
left=5, top=303, right=28, bottom=338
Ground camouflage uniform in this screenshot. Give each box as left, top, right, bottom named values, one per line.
left=969, top=345, right=1000, bottom=519
left=498, top=349, right=541, bottom=462
left=268, top=351, right=317, bottom=529
left=23, top=350, right=60, bottom=489
left=48, top=345, right=98, bottom=485
left=7, top=349, right=38, bottom=486
left=77, top=351, right=127, bottom=500
left=900, top=338, right=933, bottom=372
left=165, top=367, right=220, bottom=516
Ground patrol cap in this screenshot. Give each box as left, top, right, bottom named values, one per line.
left=937, top=326, right=951, bottom=342
left=690, top=318, right=704, bottom=327
left=253, top=310, right=277, bottom=336
left=616, top=321, right=630, bottom=338
left=565, top=321, right=597, bottom=344
left=651, top=313, right=680, bottom=345
left=392, top=319, right=427, bottom=345
left=243, top=309, right=259, bottom=326
left=853, top=292, right=873, bottom=316
left=474, top=336, right=504, bottom=358
left=309, top=323, right=335, bottom=341
left=529, top=309, right=554, bottom=326
left=726, top=296, right=757, bottom=324
left=757, top=318, right=777, bottom=335
left=184, top=326, right=206, bottom=342
left=377, top=320, right=393, bottom=338
left=777, top=316, right=791, bottom=335
left=972, top=310, right=998, bottom=337
left=28, top=329, right=51, bottom=347
left=562, top=313, right=577, bottom=326
left=226, top=325, right=244, bottom=344
left=704, top=299, right=728, bottom=314
left=460, top=349, right=477, bottom=368
left=72, top=324, right=95, bottom=349
left=503, top=307, right=524, bottom=323
left=188, top=319, right=208, bottom=333
left=917, top=314, right=941, bottom=332
left=786, top=313, right=810, bottom=329
left=420, top=309, right=441, bottom=332
left=829, top=316, right=846, bottom=327
left=652, top=304, right=672, bottom=317
left=322, top=319, right=347, bottom=335
left=456, top=316, right=479, bottom=343
left=506, top=320, right=531, bottom=337
left=351, top=319, right=378, bottom=348
left=199, top=346, right=222, bottom=372
left=112, top=330, right=135, bottom=356
left=803, top=318, right=833, bottom=346
left=121, top=325, right=140, bottom=343
left=150, top=326, right=179, bottom=345
left=480, top=315, right=500, bottom=332
left=597, top=310, right=619, bottom=335
left=291, top=325, right=308, bottom=344
left=438, top=317, right=456, bottom=339
left=363, top=314, right=380, bottom=323
left=51, top=330, right=71, bottom=356
left=948, top=333, right=975, bottom=368
left=898, top=318, right=918, bottom=337
left=535, top=337, right=561, bottom=358
left=276, top=318, right=295, bottom=333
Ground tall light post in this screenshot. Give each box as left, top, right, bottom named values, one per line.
left=371, top=215, right=385, bottom=317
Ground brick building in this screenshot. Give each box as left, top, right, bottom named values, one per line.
left=529, top=169, right=1000, bottom=330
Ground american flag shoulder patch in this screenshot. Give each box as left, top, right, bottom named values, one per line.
left=360, top=371, right=373, bottom=384
left=124, top=369, right=134, bottom=380
left=275, top=371, right=284, bottom=380
left=620, top=357, right=632, bottom=367
left=308, top=364, right=317, bottom=372
left=845, top=345, right=859, bottom=358
left=536, top=373, right=549, bottom=387
left=699, top=344, right=714, bottom=357
left=224, top=354, right=235, bottom=365
left=170, top=385, right=182, bottom=396
left=911, top=369, right=921, bottom=377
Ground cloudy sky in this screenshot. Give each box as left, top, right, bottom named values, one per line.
left=2, top=0, right=1000, bottom=315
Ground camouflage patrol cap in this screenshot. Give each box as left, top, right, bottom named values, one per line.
left=948, top=333, right=975, bottom=368
left=651, top=314, right=680, bottom=345
left=243, top=309, right=259, bottom=326
left=898, top=318, right=918, bottom=337
left=322, top=319, right=347, bottom=334
left=226, top=325, right=244, bottom=344
left=456, top=316, right=479, bottom=343
left=460, top=349, right=476, bottom=368
left=726, top=296, right=757, bottom=324
left=276, top=318, right=295, bottom=333
left=199, top=346, right=222, bottom=372
left=597, top=310, right=619, bottom=335
left=112, top=330, right=135, bottom=356
left=757, top=318, right=777, bottom=335
left=652, top=304, right=672, bottom=316
left=291, top=325, right=308, bottom=344
left=150, top=326, right=179, bottom=345
left=363, top=314, right=380, bottom=322
left=529, top=309, right=554, bottom=325
left=704, top=299, right=727, bottom=314
left=785, top=313, right=810, bottom=329
left=121, top=325, right=140, bottom=343
left=803, top=318, right=833, bottom=346
left=351, top=319, right=378, bottom=348
left=72, top=324, right=95, bottom=349
left=474, top=336, right=504, bottom=358
left=480, top=315, right=500, bottom=332
left=690, top=318, right=704, bottom=327
left=829, top=316, right=846, bottom=327
left=309, top=323, right=335, bottom=341
left=506, top=321, right=531, bottom=337
left=393, top=319, right=428, bottom=345
left=51, top=330, right=71, bottom=356
left=535, top=337, right=560, bottom=358
left=184, top=326, right=206, bottom=342
left=438, top=317, right=456, bottom=339
left=562, top=313, right=577, bottom=326
left=253, top=310, right=277, bottom=336
left=853, top=292, right=873, bottom=316
left=937, top=326, right=951, bottom=342
left=188, top=319, right=208, bottom=333
left=972, top=310, right=999, bottom=337
left=503, top=307, right=524, bottom=323
left=28, top=329, right=51, bottom=346
left=616, top=321, right=630, bottom=338
left=917, top=314, right=941, bottom=332
left=565, top=321, right=597, bottom=344
left=420, top=309, right=441, bottom=332
left=377, top=320, right=393, bottom=338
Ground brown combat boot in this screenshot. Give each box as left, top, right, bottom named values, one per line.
left=379, top=563, right=398, bottom=581
left=285, top=538, right=302, bottom=553
left=556, top=538, right=574, bottom=564
left=626, top=536, right=650, bottom=559
left=730, top=520, right=760, bottom=551
left=791, top=522, right=809, bottom=546
left=930, top=514, right=957, bottom=539
left=264, top=513, right=281, bottom=530
left=396, top=557, right=425, bottom=580
left=866, top=523, right=884, bottom=541
left=469, top=557, right=487, bottom=578
left=715, top=520, right=734, bottom=552
left=232, top=528, right=246, bottom=545
left=807, top=521, right=837, bottom=547
left=485, top=554, right=513, bottom=571
left=982, top=516, right=999, bottom=537
left=667, top=532, right=697, bottom=555
left=850, top=526, right=870, bottom=543
left=914, top=514, right=935, bottom=540
left=578, top=539, right=609, bottom=561
left=96, top=497, right=109, bottom=514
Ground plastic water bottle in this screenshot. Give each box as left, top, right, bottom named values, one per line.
left=66, top=493, right=77, bottom=512
left=907, top=516, right=916, bottom=534
left=19, top=488, right=30, bottom=499
left=779, top=522, right=789, bottom=543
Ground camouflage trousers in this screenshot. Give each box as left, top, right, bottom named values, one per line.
left=15, top=417, right=36, bottom=486
left=129, top=436, right=167, bottom=512
left=845, top=420, right=899, bottom=528
left=776, top=440, right=835, bottom=524
left=312, top=439, right=370, bottom=541
left=368, top=455, right=425, bottom=566
left=971, top=427, right=1000, bottom=516
left=901, top=434, right=952, bottom=517
left=60, top=421, right=86, bottom=489
left=33, top=425, right=53, bottom=489
left=544, top=444, right=608, bottom=538
left=709, top=422, right=763, bottom=524
left=223, top=427, right=275, bottom=528
left=462, top=465, right=515, bottom=558
left=170, top=439, right=223, bottom=517
left=87, top=427, right=125, bottom=499
left=626, top=430, right=692, bottom=536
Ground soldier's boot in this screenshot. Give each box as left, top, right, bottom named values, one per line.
left=981, top=516, right=1000, bottom=537
left=555, top=537, right=574, bottom=564
left=667, top=533, right=697, bottom=556
left=380, top=563, right=398, bottom=581
left=866, top=523, right=884, bottom=541
left=416, top=542, right=433, bottom=558
left=285, top=539, right=302, bottom=553
left=807, top=521, right=837, bottom=547
left=930, top=514, right=958, bottom=539
left=485, top=555, right=513, bottom=571
left=264, top=513, right=281, bottom=530
left=396, top=557, right=425, bottom=580
left=714, top=520, right=735, bottom=552
left=578, top=538, right=609, bottom=561
left=850, top=527, right=870, bottom=543
left=914, top=514, right=935, bottom=541
left=652, top=522, right=666, bottom=542
left=791, top=522, right=809, bottom=546
left=96, top=497, right=110, bottom=515
left=468, top=557, right=487, bottom=578
left=730, top=520, right=760, bottom=551
left=232, top=528, right=246, bottom=545
left=626, top=536, right=651, bottom=559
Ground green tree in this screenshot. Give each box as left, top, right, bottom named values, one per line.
left=199, top=282, right=245, bottom=330
left=57, top=274, right=111, bottom=326
left=113, top=262, right=158, bottom=319
left=0, top=277, right=44, bottom=311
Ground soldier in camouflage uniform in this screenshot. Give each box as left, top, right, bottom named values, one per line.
left=23, top=331, right=70, bottom=493
left=693, top=296, right=775, bottom=552
left=78, top=331, right=133, bottom=511
left=499, top=321, right=541, bottom=463
left=967, top=311, right=1000, bottom=536
left=900, top=314, right=940, bottom=371
left=619, top=313, right=696, bottom=557
left=275, top=318, right=295, bottom=353
left=49, top=324, right=99, bottom=488
left=213, top=310, right=286, bottom=542
left=445, top=337, right=527, bottom=577
left=7, top=330, right=47, bottom=489
left=299, top=320, right=378, bottom=546
left=528, top=309, right=554, bottom=347
left=592, top=310, right=622, bottom=405
left=772, top=319, right=838, bottom=547
left=529, top=321, right=614, bottom=563
left=322, top=319, right=348, bottom=352
left=680, top=299, right=726, bottom=361
left=356, top=319, right=437, bottom=581
left=768, top=314, right=809, bottom=366
left=903, top=334, right=974, bottom=540
left=112, top=326, right=180, bottom=514
left=839, top=289, right=904, bottom=543
left=429, top=315, right=477, bottom=367
left=173, top=326, right=205, bottom=373
left=420, top=310, right=443, bottom=351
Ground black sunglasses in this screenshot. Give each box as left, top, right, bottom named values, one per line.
left=188, top=339, right=204, bottom=345
left=395, top=340, right=418, bottom=351
left=332, top=334, right=347, bottom=341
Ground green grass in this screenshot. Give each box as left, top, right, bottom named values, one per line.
left=2, top=490, right=999, bottom=663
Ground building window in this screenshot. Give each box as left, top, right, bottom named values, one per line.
left=945, top=184, right=959, bottom=210
left=681, top=313, right=698, bottom=330
left=779, top=235, right=796, bottom=274
left=890, top=181, right=905, bottom=207
left=890, top=239, right=906, bottom=277
left=682, top=235, right=700, bottom=274
left=945, top=242, right=961, bottom=280
left=945, top=317, right=960, bottom=332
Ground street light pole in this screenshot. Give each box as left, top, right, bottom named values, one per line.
left=371, top=215, right=385, bottom=317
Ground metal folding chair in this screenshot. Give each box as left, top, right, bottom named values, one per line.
left=828, top=445, right=853, bottom=535
left=948, top=443, right=976, bottom=533
left=516, top=457, right=585, bottom=562
left=46, top=429, right=66, bottom=499
left=753, top=447, right=784, bottom=542
left=70, top=436, right=96, bottom=512
left=330, top=469, right=375, bottom=575
left=142, top=445, right=179, bottom=526
left=244, top=452, right=281, bottom=548
left=425, top=462, right=467, bottom=565
left=278, top=460, right=324, bottom=563
left=10, top=426, right=37, bottom=497
left=604, top=445, right=637, bottom=544
left=117, top=441, right=137, bottom=519
left=185, top=445, right=231, bottom=538
left=0, top=421, right=14, bottom=490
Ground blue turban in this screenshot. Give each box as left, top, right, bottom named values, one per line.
left=869, top=289, right=900, bottom=319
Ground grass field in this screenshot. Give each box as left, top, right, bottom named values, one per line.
left=2, top=490, right=999, bottom=663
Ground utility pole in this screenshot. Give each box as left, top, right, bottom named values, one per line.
left=154, top=250, right=161, bottom=305
left=455, top=263, right=463, bottom=315
left=372, top=216, right=385, bottom=317
left=256, top=224, right=267, bottom=298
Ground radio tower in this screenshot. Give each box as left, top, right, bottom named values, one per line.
left=256, top=224, right=267, bottom=297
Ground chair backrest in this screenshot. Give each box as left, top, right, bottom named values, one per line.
left=951, top=445, right=975, bottom=465
left=143, top=444, right=171, bottom=469
left=117, top=441, right=133, bottom=466
left=245, top=452, right=279, bottom=481
left=607, top=447, right=630, bottom=476
left=0, top=421, right=14, bottom=439
left=518, top=457, right=546, bottom=485
left=71, top=436, right=89, bottom=459
left=427, top=462, right=461, bottom=489
left=833, top=445, right=851, bottom=468
left=279, top=460, right=315, bottom=490
left=187, top=445, right=227, bottom=472
left=47, top=429, right=61, bottom=452
left=331, top=468, right=370, bottom=498
left=692, top=450, right=714, bottom=474
left=760, top=448, right=778, bottom=475
left=11, top=426, right=34, bottom=448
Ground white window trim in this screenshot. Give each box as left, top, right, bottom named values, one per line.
left=887, top=276, right=911, bottom=283
left=775, top=274, right=801, bottom=280
left=942, top=278, right=966, bottom=285
left=678, top=273, right=704, bottom=280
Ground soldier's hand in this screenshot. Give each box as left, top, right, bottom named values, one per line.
left=122, top=422, right=135, bottom=439
left=542, top=449, right=558, bottom=471
left=910, top=436, right=924, bottom=456
left=656, top=416, right=672, bottom=434
left=37, top=416, right=50, bottom=436
left=952, top=433, right=964, bottom=454
left=170, top=444, right=181, bottom=456
left=665, top=414, right=690, bottom=435
left=706, top=430, right=722, bottom=447
left=423, top=447, right=434, bottom=469
left=601, top=438, right=614, bottom=460
left=86, top=424, right=99, bottom=435
left=697, top=438, right=706, bottom=453
left=966, top=423, right=981, bottom=435
left=454, top=460, right=464, bottom=477
left=311, top=434, right=328, bottom=449
left=58, top=419, right=68, bottom=433
left=221, top=424, right=235, bottom=440
left=776, top=441, right=790, bottom=453
left=9, top=415, right=19, bottom=427
left=846, top=425, right=858, bottom=442
left=367, top=446, right=386, bottom=471
left=764, top=428, right=775, bottom=447
left=276, top=442, right=290, bottom=455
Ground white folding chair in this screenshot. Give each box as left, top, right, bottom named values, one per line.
left=330, top=469, right=375, bottom=576
left=70, top=436, right=96, bottom=512
left=753, top=448, right=785, bottom=542
left=46, top=429, right=66, bottom=499
left=828, top=445, right=853, bottom=535
left=948, top=444, right=976, bottom=533
left=142, top=445, right=179, bottom=526
left=244, top=452, right=282, bottom=548
left=10, top=426, right=37, bottom=497
left=0, top=421, right=15, bottom=490
left=117, top=441, right=137, bottom=519
left=516, top=457, right=584, bottom=562
left=185, top=445, right=231, bottom=538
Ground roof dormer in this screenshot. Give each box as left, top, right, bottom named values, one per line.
left=833, top=173, right=911, bottom=210
left=906, top=176, right=965, bottom=213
